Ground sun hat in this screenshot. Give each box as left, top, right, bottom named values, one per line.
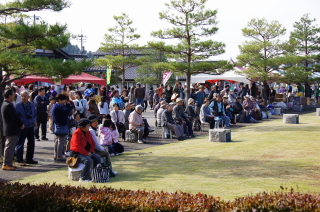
left=187, top=98, right=194, bottom=104
left=175, top=98, right=184, bottom=103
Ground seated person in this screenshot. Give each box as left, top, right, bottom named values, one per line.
left=172, top=98, right=195, bottom=138
left=200, top=99, right=215, bottom=129
left=110, top=90, right=125, bottom=111
left=110, top=103, right=126, bottom=141
left=222, top=95, right=235, bottom=124
left=162, top=102, right=185, bottom=141
left=70, top=118, right=101, bottom=182
left=156, top=101, right=168, bottom=126
left=123, top=102, right=133, bottom=130
left=88, top=115, right=117, bottom=176
left=208, top=94, right=230, bottom=128
left=129, top=105, right=148, bottom=144
left=185, top=98, right=201, bottom=131
left=232, top=97, right=246, bottom=123
left=100, top=120, right=119, bottom=156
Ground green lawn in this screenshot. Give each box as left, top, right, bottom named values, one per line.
left=15, top=113, right=320, bottom=200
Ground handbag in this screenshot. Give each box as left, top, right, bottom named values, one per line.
left=54, top=124, right=69, bottom=136
left=66, top=157, right=78, bottom=168
left=171, top=93, right=179, bottom=101
left=92, top=164, right=110, bottom=183
left=114, top=142, right=124, bottom=153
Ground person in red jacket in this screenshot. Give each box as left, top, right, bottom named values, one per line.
left=70, top=118, right=101, bottom=182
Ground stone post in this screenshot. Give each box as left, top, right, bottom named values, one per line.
left=283, top=114, right=299, bottom=124
left=209, top=129, right=231, bottom=142
left=316, top=108, right=320, bottom=116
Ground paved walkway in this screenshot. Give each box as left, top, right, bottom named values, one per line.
left=0, top=106, right=318, bottom=182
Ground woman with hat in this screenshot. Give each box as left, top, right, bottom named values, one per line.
left=70, top=118, right=101, bottom=182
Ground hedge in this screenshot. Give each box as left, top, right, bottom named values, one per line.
left=0, top=182, right=319, bottom=211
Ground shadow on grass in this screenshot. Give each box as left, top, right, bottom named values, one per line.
left=110, top=153, right=317, bottom=183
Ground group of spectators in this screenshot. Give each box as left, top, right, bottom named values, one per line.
left=1, top=82, right=155, bottom=183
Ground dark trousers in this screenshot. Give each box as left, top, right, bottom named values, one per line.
left=16, top=127, right=35, bottom=162
left=77, top=153, right=101, bottom=180
left=206, top=117, right=215, bottom=129
left=143, top=119, right=149, bottom=137
left=116, top=123, right=126, bottom=140
left=182, top=120, right=193, bottom=136
left=35, top=112, right=48, bottom=139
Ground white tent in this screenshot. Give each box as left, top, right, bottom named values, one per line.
left=190, top=69, right=250, bottom=85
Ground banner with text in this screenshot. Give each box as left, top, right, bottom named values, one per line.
left=162, top=71, right=172, bottom=85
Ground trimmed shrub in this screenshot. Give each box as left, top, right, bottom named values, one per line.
left=0, top=182, right=319, bottom=211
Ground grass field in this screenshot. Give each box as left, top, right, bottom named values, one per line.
left=15, top=113, right=320, bottom=200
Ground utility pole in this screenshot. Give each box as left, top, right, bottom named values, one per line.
left=76, top=31, right=87, bottom=55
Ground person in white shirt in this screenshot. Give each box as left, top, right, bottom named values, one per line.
left=98, top=96, right=109, bottom=115
left=73, top=91, right=89, bottom=118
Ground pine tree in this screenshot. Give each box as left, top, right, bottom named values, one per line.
left=236, top=18, right=295, bottom=102
left=148, top=0, right=232, bottom=98
left=96, top=13, right=143, bottom=88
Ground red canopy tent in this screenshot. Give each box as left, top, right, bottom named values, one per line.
left=61, top=72, right=106, bottom=86
left=12, top=75, right=54, bottom=85
left=13, top=72, right=106, bottom=86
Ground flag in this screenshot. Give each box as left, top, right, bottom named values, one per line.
left=162, top=71, right=172, bottom=85
left=106, top=65, right=112, bottom=85
left=230, top=57, right=235, bottom=64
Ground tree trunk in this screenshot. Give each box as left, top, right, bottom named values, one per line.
left=186, top=73, right=191, bottom=105
left=262, top=81, right=269, bottom=106
left=122, top=70, right=125, bottom=89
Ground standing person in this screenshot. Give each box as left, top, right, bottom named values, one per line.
left=134, top=82, right=145, bottom=107
left=50, top=85, right=57, bottom=98
left=1, top=89, right=24, bottom=170
left=34, top=86, right=49, bottom=141
left=195, top=85, right=205, bottom=115
left=128, top=86, right=136, bottom=103
left=14, top=91, right=38, bottom=165
left=148, top=87, right=154, bottom=109
left=83, top=84, right=95, bottom=100
left=173, top=82, right=185, bottom=100
left=88, top=93, right=99, bottom=117
left=52, top=94, right=73, bottom=161
left=207, top=85, right=217, bottom=101
left=153, top=88, right=160, bottom=106
left=11, top=86, right=21, bottom=105
left=164, top=85, right=173, bottom=103
left=47, top=97, right=56, bottom=133
left=110, top=90, right=125, bottom=111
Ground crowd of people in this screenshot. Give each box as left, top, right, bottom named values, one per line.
left=1, top=80, right=315, bottom=181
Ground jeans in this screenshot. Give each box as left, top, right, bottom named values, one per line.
left=77, top=153, right=101, bottom=180
left=181, top=120, right=193, bottom=136
left=215, top=116, right=230, bottom=127
left=35, top=112, right=48, bottom=139
left=15, top=127, right=35, bottom=162
left=54, top=135, right=67, bottom=158
left=136, top=98, right=144, bottom=107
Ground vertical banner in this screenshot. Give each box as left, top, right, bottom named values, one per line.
left=162, top=71, right=172, bottom=85
left=106, top=65, right=112, bottom=85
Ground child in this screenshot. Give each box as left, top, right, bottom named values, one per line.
left=99, top=120, right=115, bottom=156
left=109, top=122, right=120, bottom=155
left=47, top=96, right=56, bottom=133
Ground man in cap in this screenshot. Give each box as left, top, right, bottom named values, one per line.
left=134, top=82, right=145, bottom=107
left=195, top=85, right=205, bottom=115
left=129, top=105, right=148, bottom=143
left=162, top=102, right=185, bottom=141
left=172, top=98, right=195, bottom=138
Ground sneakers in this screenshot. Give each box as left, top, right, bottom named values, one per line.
left=110, top=153, right=115, bottom=156
left=138, top=140, right=144, bottom=144
left=35, top=138, right=40, bottom=141
left=178, top=136, right=184, bottom=141
left=79, top=178, right=92, bottom=182
left=64, top=151, right=70, bottom=157
left=112, top=171, right=118, bottom=176
left=2, top=165, right=16, bottom=170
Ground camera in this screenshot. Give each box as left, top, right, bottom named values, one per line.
left=26, top=115, right=32, bottom=119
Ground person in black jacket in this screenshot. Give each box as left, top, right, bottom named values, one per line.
left=1, top=89, right=24, bottom=170
left=232, top=97, right=246, bottom=123
left=185, top=98, right=200, bottom=131
left=163, top=103, right=185, bottom=140
left=34, top=86, right=49, bottom=141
